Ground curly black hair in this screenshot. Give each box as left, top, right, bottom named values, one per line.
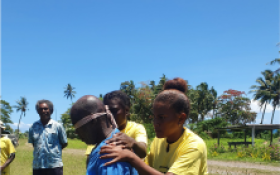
left=103, top=90, right=130, bottom=108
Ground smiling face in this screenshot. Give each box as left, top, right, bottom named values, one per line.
left=38, top=103, right=51, bottom=124
left=106, top=98, right=128, bottom=131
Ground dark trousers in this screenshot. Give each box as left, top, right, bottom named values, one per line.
left=33, top=167, right=63, bottom=175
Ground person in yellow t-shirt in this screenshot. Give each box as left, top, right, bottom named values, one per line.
left=85, top=90, right=147, bottom=167
left=0, top=121, right=16, bottom=175
left=99, top=78, right=208, bottom=175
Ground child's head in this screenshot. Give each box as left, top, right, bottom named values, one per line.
left=153, top=78, right=190, bottom=138
left=103, top=90, right=130, bottom=130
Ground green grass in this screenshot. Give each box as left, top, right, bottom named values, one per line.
left=10, top=139, right=87, bottom=175
left=9, top=137, right=280, bottom=175
left=205, top=137, right=280, bottom=165
left=67, top=138, right=88, bottom=149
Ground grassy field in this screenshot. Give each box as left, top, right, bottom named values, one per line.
left=10, top=139, right=87, bottom=175
left=9, top=137, right=279, bottom=175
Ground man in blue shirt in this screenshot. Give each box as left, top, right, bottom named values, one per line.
left=28, top=100, right=68, bottom=175
left=70, top=95, right=138, bottom=175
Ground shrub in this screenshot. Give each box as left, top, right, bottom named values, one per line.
left=237, top=150, right=246, bottom=158
left=143, top=123, right=155, bottom=139
left=209, top=143, right=226, bottom=153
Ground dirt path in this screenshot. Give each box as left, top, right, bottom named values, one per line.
left=62, top=148, right=86, bottom=155
left=25, top=142, right=86, bottom=156
left=208, top=160, right=280, bottom=175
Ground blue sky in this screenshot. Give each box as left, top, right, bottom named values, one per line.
left=1, top=0, right=279, bottom=132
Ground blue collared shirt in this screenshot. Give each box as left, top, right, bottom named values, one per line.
left=87, top=129, right=138, bottom=175
left=28, top=119, right=68, bottom=169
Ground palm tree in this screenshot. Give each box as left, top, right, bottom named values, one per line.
left=250, top=70, right=274, bottom=124
left=266, top=43, right=280, bottom=74
left=64, top=84, right=76, bottom=104
left=13, top=97, right=29, bottom=135
left=270, top=73, right=280, bottom=124
left=196, top=82, right=210, bottom=121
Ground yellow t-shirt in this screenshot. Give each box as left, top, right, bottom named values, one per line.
left=85, top=121, right=148, bottom=156
left=0, top=137, right=16, bottom=175
left=145, top=128, right=208, bottom=175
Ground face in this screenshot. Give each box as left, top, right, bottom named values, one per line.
left=38, top=103, right=51, bottom=122
left=153, top=102, right=185, bottom=139
left=106, top=98, right=128, bottom=130
left=75, top=121, right=97, bottom=145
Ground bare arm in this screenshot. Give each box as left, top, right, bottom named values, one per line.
left=0, top=153, right=15, bottom=172
left=86, top=156, right=90, bottom=169
left=62, top=143, right=68, bottom=149
left=106, top=132, right=147, bottom=158
left=100, top=145, right=174, bottom=175
left=131, top=140, right=147, bottom=158
left=127, top=151, right=174, bottom=175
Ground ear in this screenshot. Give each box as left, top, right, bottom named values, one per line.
left=125, top=107, right=130, bottom=115
left=178, top=113, right=187, bottom=125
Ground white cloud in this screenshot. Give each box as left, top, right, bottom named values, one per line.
left=250, top=100, right=279, bottom=113
left=11, top=122, right=32, bottom=132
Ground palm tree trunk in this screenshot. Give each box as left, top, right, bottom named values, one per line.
left=17, top=112, right=23, bottom=137
left=213, top=105, right=215, bottom=119
left=261, top=102, right=267, bottom=124
left=271, top=105, right=276, bottom=124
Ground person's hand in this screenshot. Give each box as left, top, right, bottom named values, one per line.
left=100, top=145, right=133, bottom=166
left=1, top=166, right=5, bottom=172
left=106, top=132, right=136, bottom=150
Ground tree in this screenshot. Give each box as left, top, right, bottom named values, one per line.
left=13, top=97, right=28, bottom=135
left=217, top=89, right=257, bottom=125
left=60, top=107, right=79, bottom=139
left=266, top=42, right=280, bottom=74
left=1, top=100, right=14, bottom=127
left=64, top=83, right=76, bottom=103
left=186, top=87, right=200, bottom=123
left=120, top=75, right=167, bottom=123
left=132, top=85, right=154, bottom=123
left=120, top=80, right=136, bottom=103
left=195, top=82, right=214, bottom=121
left=249, top=70, right=274, bottom=124
left=270, top=73, right=280, bottom=124
left=209, top=87, right=218, bottom=118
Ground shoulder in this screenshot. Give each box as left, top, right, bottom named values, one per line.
left=1, top=137, right=13, bottom=144
left=183, top=128, right=206, bottom=151
left=128, top=121, right=146, bottom=130
left=51, top=120, right=64, bottom=129
left=30, top=120, right=41, bottom=129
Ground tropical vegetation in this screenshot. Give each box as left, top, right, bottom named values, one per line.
left=1, top=100, right=14, bottom=132
left=64, top=83, right=76, bottom=103
left=13, top=97, right=29, bottom=135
